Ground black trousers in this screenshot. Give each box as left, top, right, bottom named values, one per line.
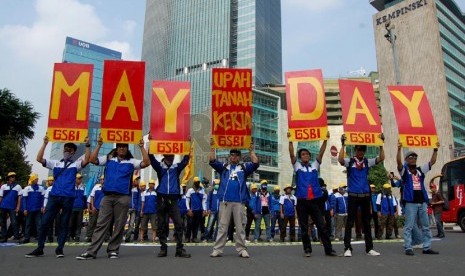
left=296, top=199, right=333, bottom=254
left=344, top=195, right=373, bottom=252
left=157, top=196, right=184, bottom=251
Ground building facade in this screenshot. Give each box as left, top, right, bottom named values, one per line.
left=371, top=0, right=465, bottom=178
left=141, top=0, right=283, bottom=186
left=49, top=37, right=122, bottom=182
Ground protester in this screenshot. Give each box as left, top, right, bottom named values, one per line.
left=186, top=176, right=207, bottom=243
left=429, top=183, right=445, bottom=238
left=0, top=172, right=22, bottom=243
left=68, top=173, right=86, bottom=242
left=21, top=173, right=45, bottom=244
left=279, top=184, right=297, bottom=242
left=376, top=183, right=398, bottom=239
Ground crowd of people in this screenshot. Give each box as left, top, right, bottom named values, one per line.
left=0, top=133, right=446, bottom=259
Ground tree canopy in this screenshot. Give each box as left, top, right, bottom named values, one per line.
left=0, top=88, right=40, bottom=185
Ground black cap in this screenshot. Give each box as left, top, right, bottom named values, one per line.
left=116, top=143, right=129, bottom=148
left=230, top=149, right=241, bottom=155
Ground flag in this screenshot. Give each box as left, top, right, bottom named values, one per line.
left=181, top=142, right=194, bottom=184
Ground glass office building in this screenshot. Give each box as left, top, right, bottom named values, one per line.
left=49, top=37, right=122, bottom=182
left=142, top=0, right=282, bottom=121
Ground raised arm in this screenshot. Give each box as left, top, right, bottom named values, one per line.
left=36, top=136, right=49, bottom=165
left=338, top=134, right=346, bottom=166
left=376, top=133, right=385, bottom=164
left=430, top=142, right=439, bottom=167
left=139, top=139, right=150, bottom=168
left=209, top=138, right=216, bottom=162
left=90, top=136, right=103, bottom=164
left=316, top=132, right=329, bottom=163
left=288, top=132, right=296, bottom=164
left=249, top=142, right=258, bottom=164
left=396, top=141, right=403, bottom=171
left=81, top=137, right=91, bottom=167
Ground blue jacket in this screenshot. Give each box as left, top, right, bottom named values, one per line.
left=400, top=163, right=430, bottom=203
left=97, top=156, right=141, bottom=195
left=331, top=193, right=348, bottom=214
left=371, top=193, right=378, bottom=212
left=270, top=194, right=281, bottom=212
left=142, top=190, right=157, bottom=214
left=0, top=183, right=22, bottom=209
left=345, top=157, right=377, bottom=194
left=210, top=160, right=259, bottom=204
left=293, top=161, right=323, bottom=200
left=178, top=195, right=188, bottom=216
left=150, top=155, right=189, bottom=196
left=206, top=190, right=220, bottom=213
left=253, top=192, right=272, bottom=214
left=280, top=194, right=296, bottom=217
left=130, top=187, right=140, bottom=209
left=73, top=185, right=86, bottom=210
left=22, top=184, right=45, bottom=212
left=377, top=193, right=397, bottom=215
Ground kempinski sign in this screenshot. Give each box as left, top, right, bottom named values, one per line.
left=376, top=0, right=428, bottom=25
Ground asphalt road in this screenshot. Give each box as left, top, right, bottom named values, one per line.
left=1, top=229, right=464, bottom=276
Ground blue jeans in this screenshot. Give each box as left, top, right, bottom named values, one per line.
left=25, top=210, right=42, bottom=240
left=0, top=208, right=19, bottom=239
left=254, top=213, right=271, bottom=240
left=403, top=202, right=432, bottom=251
left=37, top=195, right=74, bottom=251
left=205, top=211, right=219, bottom=240
left=270, top=211, right=282, bottom=238
left=433, top=213, right=445, bottom=237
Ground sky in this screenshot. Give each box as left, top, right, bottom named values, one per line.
left=1, top=0, right=465, bottom=180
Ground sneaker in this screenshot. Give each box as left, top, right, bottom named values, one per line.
left=343, top=249, right=352, bottom=257
left=423, top=249, right=439, bottom=255
left=108, top=252, right=119, bottom=259
left=157, top=249, right=167, bottom=257
left=76, top=252, right=96, bottom=260
left=304, top=250, right=311, bottom=257
left=326, top=250, right=338, bottom=257
left=55, top=249, right=65, bottom=258
left=25, top=248, right=44, bottom=258
left=238, top=250, right=250, bottom=258
left=367, top=249, right=381, bottom=256
left=412, top=244, right=423, bottom=249
left=210, top=250, right=222, bottom=257
left=405, top=249, right=414, bottom=256
left=175, top=249, right=191, bottom=258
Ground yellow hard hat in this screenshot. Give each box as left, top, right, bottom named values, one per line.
left=339, top=183, right=347, bottom=189
left=100, top=175, right=105, bottom=180
left=133, top=175, right=141, bottom=181
left=214, top=179, right=220, bottom=184
left=332, top=184, right=339, bottom=190
left=181, top=183, right=187, bottom=187
left=47, top=176, right=54, bottom=181
left=7, top=172, right=16, bottom=177
left=370, top=184, right=375, bottom=188
left=28, top=173, right=38, bottom=183
left=193, top=176, right=200, bottom=182
left=76, top=173, right=83, bottom=179
left=149, top=179, right=156, bottom=184
left=383, top=183, right=392, bottom=189
left=260, top=180, right=268, bottom=184
left=139, top=180, right=146, bottom=187
left=273, top=185, right=280, bottom=191
left=284, top=184, right=292, bottom=190
left=250, top=183, right=257, bottom=190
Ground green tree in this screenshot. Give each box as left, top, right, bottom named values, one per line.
left=0, top=88, right=40, bottom=148
left=0, top=136, right=32, bottom=186
left=0, top=88, right=40, bottom=184
left=368, top=162, right=389, bottom=191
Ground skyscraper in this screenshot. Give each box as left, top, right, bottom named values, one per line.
left=49, top=37, right=122, bottom=181
left=141, top=0, right=282, bottom=120
left=371, top=0, right=465, bottom=177
left=141, top=0, right=283, bottom=182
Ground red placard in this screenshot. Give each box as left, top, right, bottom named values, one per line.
left=47, top=63, right=93, bottom=142
left=285, top=69, right=328, bottom=141
left=339, top=79, right=382, bottom=145
left=212, top=68, right=252, bottom=149
left=150, top=81, right=191, bottom=154
left=101, top=60, right=145, bottom=143
left=388, top=85, right=438, bottom=148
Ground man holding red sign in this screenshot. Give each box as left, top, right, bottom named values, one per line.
left=338, top=134, right=385, bottom=257
left=287, top=132, right=337, bottom=257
